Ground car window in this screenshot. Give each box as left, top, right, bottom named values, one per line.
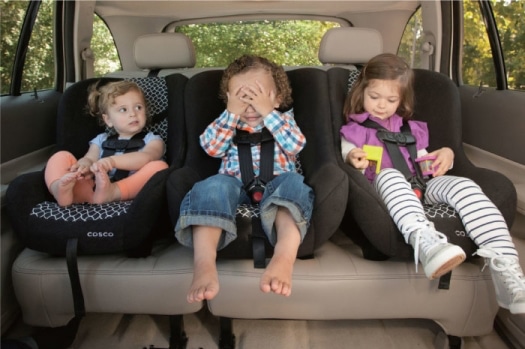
left=92, top=14, right=121, bottom=77
left=175, top=20, right=340, bottom=67
left=1, top=0, right=54, bottom=95
left=462, top=0, right=524, bottom=90
left=398, top=7, right=424, bottom=68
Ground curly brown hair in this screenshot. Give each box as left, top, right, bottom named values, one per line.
left=87, top=80, right=149, bottom=127
left=343, top=53, right=414, bottom=122
left=219, top=55, right=293, bottom=110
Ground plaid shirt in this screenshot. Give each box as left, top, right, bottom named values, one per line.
left=200, top=109, right=306, bottom=180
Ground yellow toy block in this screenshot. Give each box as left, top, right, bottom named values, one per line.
left=363, top=145, right=383, bottom=174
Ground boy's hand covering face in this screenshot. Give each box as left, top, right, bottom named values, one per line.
left=238, top=80, right=278, bottom=118
left=226, top=85, right=249, bottom=115
left=226, top=69, right=281, bottom=125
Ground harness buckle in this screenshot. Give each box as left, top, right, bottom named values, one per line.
left=408, top=175, right=427, bottom=201
left=246, top=177, right=266, bottom=203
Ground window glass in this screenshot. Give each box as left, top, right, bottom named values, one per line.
left=0, top=0, right=29, bottom=94
left=176, top=20, right=340, bottom=67
left=462, top=0, right=497, bottom=88
left=488, top=0, right=524, bottom=90
left=0, top=0, right=55, bottom=94
left=21, top=0, right=55, bottom=93
left=398, top=7, right=425, bottom=68
left=92, top=14, right=121, bottom=76
left=463, top=0, right=523, bottom=90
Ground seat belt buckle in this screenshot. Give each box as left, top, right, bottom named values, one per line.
left=409, top=176, right=427, bottom=201
left=246, top=178, right=266, bottom=203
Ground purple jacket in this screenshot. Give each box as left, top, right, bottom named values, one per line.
left=340, top=112, right=429, bottom=182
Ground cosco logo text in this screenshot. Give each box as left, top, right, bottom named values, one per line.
left=87, top=232, right=115, bottom=238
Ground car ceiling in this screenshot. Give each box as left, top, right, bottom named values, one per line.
left=94, top=1, right=419, bottom=23
left=92, top=0, right=420, bottom=69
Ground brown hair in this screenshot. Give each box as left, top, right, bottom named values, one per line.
left=219, top=54, right=293, bottom=110
left=343, top=53, right=414, bottom=122
left=87, top=80, right=148, bottom=126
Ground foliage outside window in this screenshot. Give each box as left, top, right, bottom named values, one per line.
left=176, top=20, right=340, bottom=67
left=92, top=14, right=121, bottom=77
left=398, top=8, right=424, bottom=69
left=463, top=0, right=524, bottom=90
left=1, top=0, right=55, bottom=95
left=1, top=0, right=26, bottom=95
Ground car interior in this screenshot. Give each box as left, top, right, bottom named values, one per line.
left=1, top=1, right=524, bottom=349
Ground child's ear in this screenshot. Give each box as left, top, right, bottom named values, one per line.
left=102, top=113, right=112, bottom=128
left=274, top=94, right=282, bottom=109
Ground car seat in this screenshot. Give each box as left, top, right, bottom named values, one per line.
left=166, top=67, right=348, bottom=261
left=5, top=33, right=194, bottom=349
left=320, top=27, right=517, bottom=260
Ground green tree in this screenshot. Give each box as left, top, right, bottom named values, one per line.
left=1, top=0, right=29, bottom=94
left=92, top=15, right=121, bottom=76
left=177, top=20, right=339, bottom=67
left=398, top=9, right=424, bottom=68
left=462, top=0, right=524, bottom=90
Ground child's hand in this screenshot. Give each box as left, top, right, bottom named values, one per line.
left=240, top=80, right=278, bottom=117
left=70, top=157, right=93, bottom=178
left=90, top=157, right=115, bottom=174
left=428, top=147, right=454, bottom=177
left=226, top=85, right=248, bottom=115
left=347, top=148, right=370, bottom=170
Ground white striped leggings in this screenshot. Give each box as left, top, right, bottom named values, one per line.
left=375, top=168, right=517, bottom=257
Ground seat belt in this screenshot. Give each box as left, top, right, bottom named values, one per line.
left=233, top=128, right=275, bottom=268
left=101, top=131, right=147, bottom=181
left=81, top=48, right=95, bottom=80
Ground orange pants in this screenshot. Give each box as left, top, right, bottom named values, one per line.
left=45, top=151, right=168, bottom=202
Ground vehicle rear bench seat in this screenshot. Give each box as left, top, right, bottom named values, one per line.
left=9, top=33, right=202, bottom=347
left=207, top=28, right=500, bottom=347
left=10, top=28, right=500, bottom=349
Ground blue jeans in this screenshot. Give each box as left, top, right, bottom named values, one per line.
left=175, top=172, right=314, bottom=250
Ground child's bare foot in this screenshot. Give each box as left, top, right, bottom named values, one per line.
left=93, top=169, right=120, bottom=204
left=187, top=259, right=219, bottom=303
left=259, top=253, right=295, bottom=297
left=50, top=172, right=78, bottom=206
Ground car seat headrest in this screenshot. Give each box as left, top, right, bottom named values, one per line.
left=318, top=27, right=383, bottom=66
left=134, top=33, right=196, bottom=70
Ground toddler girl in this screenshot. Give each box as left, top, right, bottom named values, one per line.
left=341, top=53, right=525, bottom=314
left=45, top=80, right=168, bottom=206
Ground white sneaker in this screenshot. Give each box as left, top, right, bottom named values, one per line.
left=475, top=248, right=525, bottom=314
left=409, top=227, right=466, bottom=279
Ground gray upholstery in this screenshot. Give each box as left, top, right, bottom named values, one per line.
left=12, top=243, right=200, bottom=327
left=106, top=32, right=198, bottom=78
left=134, top=33, right=196, bottom=69
left=319, top=27, right=383, bottom=66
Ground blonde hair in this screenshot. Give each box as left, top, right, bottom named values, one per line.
left=87, top=80, right=148, bottom=126
left=343, top=53, right=414, bottom=122
left=219, top=54, right=293, bottom=110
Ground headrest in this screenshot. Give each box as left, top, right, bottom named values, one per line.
left=134, top=33, right=196, bottom=70
left=318, top=27, right=383, bottom=65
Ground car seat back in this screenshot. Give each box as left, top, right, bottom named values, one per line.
left=320, top=28, right=515, bottom=259
left=167, top=67, right=348, bottom=259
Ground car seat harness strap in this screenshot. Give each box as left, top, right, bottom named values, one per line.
left=101, top=131, right=147, bottom=181
left=234, top=128, right=275, bottom=268
left=361, top=119, right=427, bottom=200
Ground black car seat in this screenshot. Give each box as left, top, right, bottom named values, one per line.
left=5, top=33, right=194, bottom=349
left=320, top=27, right=517, bottom=261
left=166, top=67, right=348, bottom=262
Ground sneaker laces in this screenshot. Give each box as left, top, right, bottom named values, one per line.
left=408, top=223, right=448, bottom=272
left=475, top=247, right=525, bottom=298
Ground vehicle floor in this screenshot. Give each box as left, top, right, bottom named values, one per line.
left=62, top=308, right=510, bottom=349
